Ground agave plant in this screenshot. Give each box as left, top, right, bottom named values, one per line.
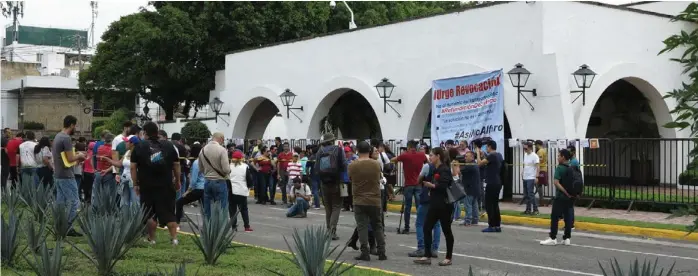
left=1, top=186, right=23, bottom=213
left=466, top=265, right=508, bottom=276
left=90, top=180, right=123, bottom=216
left=1, top=208, right=24, bottom=266
left=269, top=226, right=354, bottom=276
left=186, top=202, right=236, bottom=265
left=26, top=218, right=49, bottom=254
left=72, top=202, right=148, bottom=276
left=145, top=261, right=196, bottom=276
left=20, top=182, right=55, bottom=223
left=598, top=258, right=675, bottom=276
left=49, top=202, right=72, bottom=241
left=24, top=240, right=66, bottom=276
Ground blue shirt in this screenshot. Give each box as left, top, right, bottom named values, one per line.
left=342, top=154, right=357, bottom=183
left=570, top=157, right=579, bottom=168
left=189, top=160, right=205, bottom=190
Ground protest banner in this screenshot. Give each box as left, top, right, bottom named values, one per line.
left=431, top=69, right=505, bottom=156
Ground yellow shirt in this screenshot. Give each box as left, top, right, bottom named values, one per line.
left=537, top=148, right=548, bottom=172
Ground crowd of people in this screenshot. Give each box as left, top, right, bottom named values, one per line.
left=1, top=115, right=580, bottom=267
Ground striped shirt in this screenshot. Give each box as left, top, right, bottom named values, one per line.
left=288, top=161, right=302, bottom=181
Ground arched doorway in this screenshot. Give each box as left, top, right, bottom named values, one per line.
left=307, top=89, right=382, bottom=139
left=584, top=79, right=662, bottom=188
left=231, top=97, right=281, bottom=139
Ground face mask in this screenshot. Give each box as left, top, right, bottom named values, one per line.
left=481, top=145, right=487, bottom=152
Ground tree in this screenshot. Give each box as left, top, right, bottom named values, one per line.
left=181, top=121, right=211, bottom=145
left=79, top=5, right=208, bottom=120
left=658, top=2, right=698, bottom=233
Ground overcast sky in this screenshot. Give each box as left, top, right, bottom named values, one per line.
left=1, top=0, right=634, bottom=46
left=1, top=1, right=147, bottom=45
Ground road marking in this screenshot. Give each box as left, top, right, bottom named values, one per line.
left=399, top=244, right=603, bottom=276
left=534, top=240, right=698, bottom=262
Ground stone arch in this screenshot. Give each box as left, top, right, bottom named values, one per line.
left=306, top=76, right=386, bottom=139
left=231, top=86, right=284, bottom=139
left=575, top=63, right=676, bottom=139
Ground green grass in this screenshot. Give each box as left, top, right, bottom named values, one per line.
left=1, top=229, right=398, bottom=276
left=582, top=186, right=698, bottom=204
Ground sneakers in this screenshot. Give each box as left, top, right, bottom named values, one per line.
left=482, top=227, right=501, bottom=233
left=176, top=227, right=180, bottom=231
left=144, top=238, right=156, bottom=245
left=172, top=239, right=179, bottom=246
left=540, top=238, right=557, bottom=246
left=244, top=227, right=254, bottom=232
left=532, top=210, right=540, bottom=216
left=521, top=210, right=531, bottom=215
left=561, top=238, right=571, bottom=245
left=408, top=249, right=425, bottom=257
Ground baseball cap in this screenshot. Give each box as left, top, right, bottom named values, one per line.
left=127, top=135, right=140, bottom=144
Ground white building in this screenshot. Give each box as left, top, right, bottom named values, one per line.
left=208, top=1, right=697, bottom=191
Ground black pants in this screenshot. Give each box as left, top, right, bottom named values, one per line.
left=343, top=182, right=353, bottom=210
left=256, top=172, right=269, bottom=203
left=9, top=166, right=18, bottom=188
left=81, top=172, right=94, bottom=204
left=279, top=172, right=288, bottom=204
left=228, top=192, right=250, bottom=229
left=349, top=227, right=376, bottom=248
left=549, top=197, right=574, bottom=240
left=1, top=165, right=9, bottom=190
left=176, top=189, right=204, bottom=224
left=353, top=205, right=385, bottom=255
left=424, top=201, right=454, bottom=259
left=485, top=184, right=502, bottom=227
left=37, top=167, right=54, bottom=187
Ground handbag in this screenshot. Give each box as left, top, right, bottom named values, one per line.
left=340, top=183, right=349, bottom=197
left=446, top=180, right=466, bottom=204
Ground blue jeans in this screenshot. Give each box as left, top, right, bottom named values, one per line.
left=402, top=186, right=421, bottom=230
left=20, top=167, right=39, bottom=187
left=91, top=173, right=117, bottom=208
left=176, top=172, right=187, bottom=200
left=416, top=203, right=440, bottom=251
left=523, top=179, right=538, bottom=212
left=464, top=195, right=480, bottom=224
left=204, top=179, right=229, bottom=218
left=55, top=178, right=80, bottom=226
left=269, top=174, right=278, bottom=202
left=311, top=177, right=321, bottom=208
left=120, top=180, right=138, bottom=206
left=286, top=197, right=309, bottom=217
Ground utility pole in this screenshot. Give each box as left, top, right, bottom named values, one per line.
left=90, top=1, right=98, bottom=47
left=1, top=1, right=25, bottom=62
left=69, top=33, right=85, bottom=71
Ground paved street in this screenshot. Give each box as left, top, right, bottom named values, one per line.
left=179, top=200, right=698, bottom=276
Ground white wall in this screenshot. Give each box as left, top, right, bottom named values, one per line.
left=215, top=1, right=689, bottom=144
left=628, top=1, right=688, bottom=16
left=1, top=91, right=18, bottom=129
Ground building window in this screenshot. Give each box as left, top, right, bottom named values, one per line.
left=36, top=53, right=43, bottom=62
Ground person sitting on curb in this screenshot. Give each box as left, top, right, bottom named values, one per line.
left=286, top=177, right=311, bottom=218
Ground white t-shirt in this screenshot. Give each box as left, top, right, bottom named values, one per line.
left=112, top=134, right=124, bottom=151
left=19, top=141, right=39, bottom=168
left=522, top=152, right=540, bottom=180
left=35, top=147, right=52, bottom=168
left=291, top=183, right=312, bottom=197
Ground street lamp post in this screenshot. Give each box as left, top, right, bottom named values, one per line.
left=209, top=97, right=230, bottom=125
left=507, top=63, right=537, bottom=111
left=375, top=78, right=401, bottom=117
left=571, top=64, right=597, bottom=106
left=280, top=89, right=304, bottom=122
left=330, top=1, right=357, bottom=29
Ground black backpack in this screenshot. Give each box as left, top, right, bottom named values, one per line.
left=317, top=145, right=340, bottom=183
left=561, top=164, right=584, bottom=197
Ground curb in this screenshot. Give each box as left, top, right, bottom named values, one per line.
left=176, top=229, right=410, bottom=276
left=249, top=191, right=698, bottom=242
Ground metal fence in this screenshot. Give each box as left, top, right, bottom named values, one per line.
left=510, top=138, right=697, bottom=205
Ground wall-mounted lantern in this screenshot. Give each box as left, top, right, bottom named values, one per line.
left=280, top=89, right=303, bottom=123
left=375, top=78, right=402, bottom=118
left=570, top=64, right=596, bottom=106
left=135, top=104, right=152, bottom=126
left=209, top=97, right=230, bottom=125
left=507, top=63, right=537, bottom=111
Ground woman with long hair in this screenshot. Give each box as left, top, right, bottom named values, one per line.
left=82, top=141, right=96, bottom=204
left=414, top=147, right=455, bottom=266
left=229, top=150, right=254, bottom=232
left=34, top=136, right=54, bottom=187
left=254, top=146, right=272, bottom=205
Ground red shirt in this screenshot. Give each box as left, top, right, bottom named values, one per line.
left=277, top=151, right=293, bottom=171
left=96, top=143, right=112, bottom=171
left=397, top=150, right=427, bottom=186
left=257, top=159, right=272, bottom=174
left=6, top=137, right=22, bottom=167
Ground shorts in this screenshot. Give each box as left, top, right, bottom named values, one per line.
left=139, top=185, right=176, bottom=225
left=537, top=171, right=548, bottom=186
